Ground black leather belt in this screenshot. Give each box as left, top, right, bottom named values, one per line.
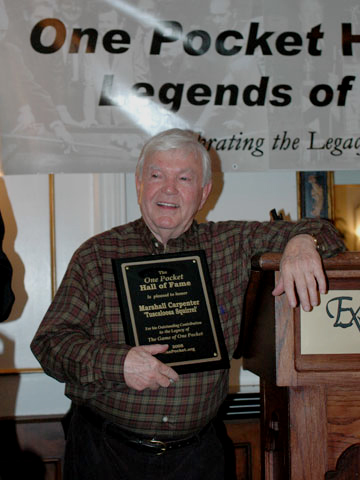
left=122, top=434, right=201, bottom=455
left=76, top=405, right=211, bottom=455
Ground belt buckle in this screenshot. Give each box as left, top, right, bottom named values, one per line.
left=149, top=438, right=167, bottom=455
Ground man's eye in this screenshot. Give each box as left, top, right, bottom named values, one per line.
left=180, top=176, right=190, bottom=181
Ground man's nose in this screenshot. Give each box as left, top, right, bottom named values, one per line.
left=162, top=178, right=178, bottom=194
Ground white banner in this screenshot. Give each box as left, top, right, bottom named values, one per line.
left=1, top=0, right=360, bottom=174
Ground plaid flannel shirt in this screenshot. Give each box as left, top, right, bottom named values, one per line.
left=31, top=217, right=345, bottom=439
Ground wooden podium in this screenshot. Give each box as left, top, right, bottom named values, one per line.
left=239, top=252, right=360, bottom=479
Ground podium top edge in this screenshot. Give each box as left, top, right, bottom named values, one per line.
left=252, top=252, right=360, bottom=271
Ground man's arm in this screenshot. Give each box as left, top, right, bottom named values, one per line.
left=31, top=244, right=179, bottom=394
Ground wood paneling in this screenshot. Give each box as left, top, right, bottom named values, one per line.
left=226, top=419, right=261, bottom=480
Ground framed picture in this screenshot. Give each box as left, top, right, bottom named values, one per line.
left=297, top=171, right=334, bottom=220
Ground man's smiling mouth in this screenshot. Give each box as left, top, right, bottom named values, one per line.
left=157, top=202, right=179, bottom=208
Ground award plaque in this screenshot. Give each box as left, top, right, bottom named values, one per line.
left=112, top=250, right=229, bottom=373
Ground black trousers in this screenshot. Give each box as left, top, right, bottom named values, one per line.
left=63, top=407, right=226, bottom=480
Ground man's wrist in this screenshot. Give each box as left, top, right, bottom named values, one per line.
left=310, top=234, right=320, bottom=252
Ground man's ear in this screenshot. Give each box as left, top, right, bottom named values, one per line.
left=199, top=181, right=212, bottom=210
left=135, top=175, right=142, bottom=205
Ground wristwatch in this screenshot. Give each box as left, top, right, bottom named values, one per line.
left=311, top=234, right=320, bottom=252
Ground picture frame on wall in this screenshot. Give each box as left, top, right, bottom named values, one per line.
left=297, top=171, right=334, bottom=220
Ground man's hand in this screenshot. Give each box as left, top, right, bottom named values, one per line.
left=272, top=234, right=327, bottom=311
left=124, top=344, right=179, bottom=391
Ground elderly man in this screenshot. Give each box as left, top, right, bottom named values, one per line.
left=31, top=128, right=345, bottom=479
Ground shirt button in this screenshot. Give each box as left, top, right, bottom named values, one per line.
left=162, top=416, right=169, bottom=423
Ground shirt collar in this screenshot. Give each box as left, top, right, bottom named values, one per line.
left=134, top=217, right=198, bottom=254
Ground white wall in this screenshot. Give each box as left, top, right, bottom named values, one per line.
left=0, top=170, right=298, bottom=416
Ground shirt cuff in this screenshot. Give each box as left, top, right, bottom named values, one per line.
left=97, top=343, right=132, bottom=386
left=288, top=219, right=346, bottom=257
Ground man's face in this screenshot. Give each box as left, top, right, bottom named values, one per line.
left=136, top=149, right=212, bottom=244
left=210, top=0, right=232, bottom=29
left=99, top=11, right=118, bottom=35
left=62, top=2, right=82, bottom=23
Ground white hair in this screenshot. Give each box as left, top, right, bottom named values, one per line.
left=136, top=129, right=212, bottom=187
